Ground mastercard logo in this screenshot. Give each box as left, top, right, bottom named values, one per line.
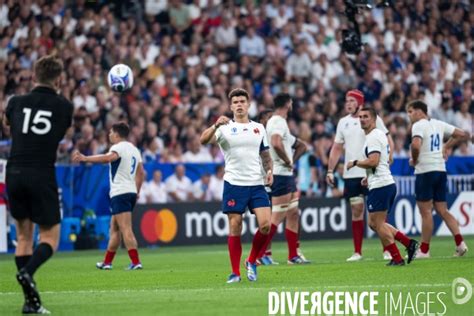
left=140, top=209, right=178, bottom=243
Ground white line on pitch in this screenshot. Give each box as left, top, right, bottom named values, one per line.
left=0, top=283, right=453, bottom=296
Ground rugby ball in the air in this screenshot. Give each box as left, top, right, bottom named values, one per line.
left=107, top=64, right=133, bottom=92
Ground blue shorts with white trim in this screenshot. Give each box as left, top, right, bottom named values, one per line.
left=222, top=181, right=271, bottom=214
left=366, top=183, right=397, bottom=213
left=110, top=193, right=137, bottom=215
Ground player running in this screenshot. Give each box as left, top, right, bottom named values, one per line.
left=73, top=122, right=145, bottom=270
left=326, top=89, right=394, bottom=261
left=256, top=93, right=309, bottom=265
left=406, top=100, right=470, bottom=258
left=200, top=88, right=273, bottom=283
left=347, top=107, right=418, bottom=266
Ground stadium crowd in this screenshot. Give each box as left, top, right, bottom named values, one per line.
left=0, top=0, right=472, bottom=198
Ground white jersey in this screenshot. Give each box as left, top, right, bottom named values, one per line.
left=109, top=141, right=142, bottom=198
left=411, top=118, right=455, bottom=174
left=363, top=129, right=394, bottom=190
left=334, top=114, right=388, bottom=179
left=215, top=120, right=269, bottom=186
left=266, top=115, right=296, bottom=176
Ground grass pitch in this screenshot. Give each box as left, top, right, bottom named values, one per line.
left=0, top=236, right=473, bottom=315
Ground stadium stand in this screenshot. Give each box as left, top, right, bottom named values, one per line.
left=0, top=0, right=472, bottom=201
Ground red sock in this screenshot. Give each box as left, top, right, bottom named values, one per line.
left=454, top=234, right=464, bottom=246
left=128, top=249, right=140, bottom=265
left=420, top=242, right=430, bottom=253
left=248, top=230, right=269, bottom=264
left=103, top=251, right=116, bottom=265
left=352, top=220, right=364, bottom=255
left=296, top=240, right=300, bottom=249
left=265, top=249, right=272, bottom=256
left=228, top=236, right=242, bottom=276
left=394, top=231, right=411, bottom=248
left=258, top=224, right=277, bottom=258
left=285, top=229, right=298, bottom=259
left=386, top=243, right=403, bottom=263
left=383, top=245, right=389, bottom=252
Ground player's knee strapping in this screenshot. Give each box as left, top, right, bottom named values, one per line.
left=288, top=199, right=299, bottom=210
left=272, top=203, right=289, bottom=213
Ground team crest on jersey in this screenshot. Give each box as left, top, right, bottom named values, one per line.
left=253, top=128, right=260, bottom=134
left=227, top=199, right=236, bottom=207
left=231, top=127, right=238, bottom=134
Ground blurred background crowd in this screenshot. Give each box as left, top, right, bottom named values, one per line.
left=0, top=0, right=472, bottom=199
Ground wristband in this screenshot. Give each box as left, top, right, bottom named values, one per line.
left=327, top=170, right=334, bottom=173
left=353, top=160, right=358, bottom=167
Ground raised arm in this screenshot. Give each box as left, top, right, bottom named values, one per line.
left=200, top=115, right=230, bottom=145
left=72, top=150, right=119, bottom=164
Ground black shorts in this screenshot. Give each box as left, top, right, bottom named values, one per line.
left=271, top=175, right=297, bottom=197
left=344, top=178, right=368, bottom=199
left=6, top=166, right=61, bottom=226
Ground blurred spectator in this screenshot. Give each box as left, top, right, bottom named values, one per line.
left=208, top=165, right=224, bottom=201
left=165, top=164, right=193, bottom=202
left=432, top=94, right=457, bottom=126
left=239, top=27, right=265, bottom=58
left=192, top=173, right=212, bottom=201
left=453, top=141, right=473, bottom=156
left=183, top=135, right=212, bottom=163
left=142, top=137, right=161, bottom=163
left=146, top=170, right=168, bottom=204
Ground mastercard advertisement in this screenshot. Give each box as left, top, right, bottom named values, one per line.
left=132, top=198, right=352, bottom=247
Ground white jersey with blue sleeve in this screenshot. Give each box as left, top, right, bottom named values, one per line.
left=215, top=120, right=269, bottom=186
left=363, top=129, right=394, bottom=190
left=109, top=141, right=142, bottom=198
left=411, top=118, right=455, bottom=174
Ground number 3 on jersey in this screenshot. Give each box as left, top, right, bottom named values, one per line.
left=430, top=133, right=440, bottom=151
left=22, top=108, right=52, bottom=135
left=130, top=157, right=137, bottom=174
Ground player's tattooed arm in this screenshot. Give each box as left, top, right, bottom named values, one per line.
left=260, top=149, right=274, bottom=186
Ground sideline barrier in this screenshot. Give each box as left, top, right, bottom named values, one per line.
left=132, top=198, right=351, bottom=247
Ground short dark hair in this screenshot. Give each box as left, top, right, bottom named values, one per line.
left=273, top=93, right=292, bottom=109
left=406, top=100, right=428, bottom=114
left=257, top=109, right=273, bottom=123
left=112, top=122, right=130, bottom=138
left=359, top=107, right=377, bottom=119
left=228, top=88, right=249, bottom=101
left=34, top=55, right=63, bottom=85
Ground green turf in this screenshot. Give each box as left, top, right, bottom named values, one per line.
left=0, top=237, right=473, bottom=315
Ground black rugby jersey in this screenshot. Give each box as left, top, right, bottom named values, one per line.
left=6, top=86, right=73, bottom=168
